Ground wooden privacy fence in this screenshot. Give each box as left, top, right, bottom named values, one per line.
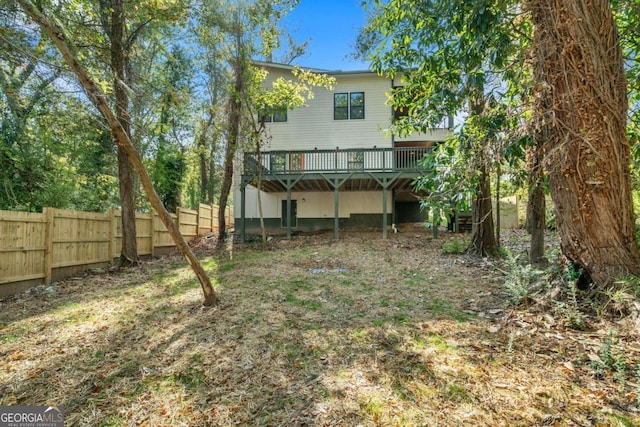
left=0, top=204, right=233, bottom=296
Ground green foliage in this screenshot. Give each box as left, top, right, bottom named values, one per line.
left=1, top=0, right=198, bottom=212
left=0, top=69, right=119, bottom=211
left=502, top=249, right=546, bottom=305
left=149, top=45, right=193, bottom=212
left=441, top=237, right=467, bottom=255
left=361, top=1, right=533, bottom=256
left=360, top=0, right=527, bottom=131
left=154, top=145, right=186, bottom=212
left=415, top=136, right=475, bottom=216
left=252, top=66, right=334, bottom=115
left=590, top=329, right=630, bottom=387
left=556, top=266, right=588, bottom=331
left=599, top=276, right=640, bottom=317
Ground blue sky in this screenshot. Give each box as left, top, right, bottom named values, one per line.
left=280, top=0, right=369, bottom=71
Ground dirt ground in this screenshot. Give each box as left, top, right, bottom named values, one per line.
left=1, top=226, right=639, bottom=426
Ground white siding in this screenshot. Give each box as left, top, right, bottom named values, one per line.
left=233, top=63, right=453, bottom=225
left=262, top=68, right=394, bottom=151
left=395, top=128, right=450, bottom=143
left=236, top=186, right=391, bottom=220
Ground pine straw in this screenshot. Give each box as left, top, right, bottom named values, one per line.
left=1, top=227, right=639, bottom=426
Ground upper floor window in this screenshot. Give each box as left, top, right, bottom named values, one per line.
left=334, top=92, right=365, bottom=120
left=273, top=109, right=287, bottom=122
left=259, top=108, right=287, bottom=123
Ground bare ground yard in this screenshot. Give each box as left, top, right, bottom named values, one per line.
left=1, top=227, right=640, bottom=426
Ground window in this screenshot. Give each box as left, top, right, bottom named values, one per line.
left=334, top=92, right=365, bottom=120
left=350, top=92, right=365, bottom=119
left=258, top=110, right=272, bottom=123
left=259, top=109, right=287, bottom=123
left=334, top=93, right=348, bottom=120
left=273, top=109, right=287, bottom=122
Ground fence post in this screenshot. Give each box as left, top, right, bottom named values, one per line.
left=176, top=207, right=181, bottom=237
left=108, top=208, right=115, bottom=264
left=212, top=203, right=217, bottom=232
left=196, top=204, right=201, bottom=237
left=149, top=210, right=156, bottom=257
left=43, top=207, right=54, bottom=284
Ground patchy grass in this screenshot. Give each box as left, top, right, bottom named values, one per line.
left=1, top=227, right=639, bottom=426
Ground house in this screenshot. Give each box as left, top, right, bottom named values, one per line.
left=234, top=61, right=452, bottom=239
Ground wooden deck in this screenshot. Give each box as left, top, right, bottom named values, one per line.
left=241, top=147, right=433, bottom=192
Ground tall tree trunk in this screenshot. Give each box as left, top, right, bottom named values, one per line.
left=256, top=135, right=267, bottom=247
left=197, top=112, right=215, bottom=203
left=526, top=143, right=546, bottom=265
left=217, top=54, right=244, bottom=248
left=20, top=0, right=218, bottom=306
left=528, top=0, right=640, bottom=286
left=198, top=136, right=209, bottom=203
left=208, top=152, right=216, bottom=204
left=495, top=162, right=501, bottom=247
left=103, top=0, right=137, bottom=265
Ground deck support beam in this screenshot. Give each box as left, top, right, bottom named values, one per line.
left=367, top=172, right=403, bottom=239
left=271, top=175, right=304, bottom=240
left=320, top=173, right=353, bottom=240
left=240, top=184, right=246, bottom=242
left=334, top=184, right=339, bottom=240
left=286, top=183, right=292, bottom=239
left=382, top=187, right=388, bottom=239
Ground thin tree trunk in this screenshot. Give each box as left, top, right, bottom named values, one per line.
left=256, top=137, right=267, bottom=248
left=197, top=112, right=215, bottom=204
left=528, top=0, right=640, bottom=286
left=198, top=119, right=211, bottom=203
left=208, top=152, right=216, bottom=204
left=117, top=148, right=137, bottom=265
left=19, top=0, right=218, bottom=305
left=526, top=143, right=546, bottom=265
left=199, top=149, right=208, bottom=203
left=217, top=47, right=245, bottom=248
left=495, top=162, right=501, bottom=247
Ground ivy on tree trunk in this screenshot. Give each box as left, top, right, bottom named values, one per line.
left=528, top=0, right=640, bottom=287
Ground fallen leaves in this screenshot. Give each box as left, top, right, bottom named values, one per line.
left=0, top=228, right=638, bottom=425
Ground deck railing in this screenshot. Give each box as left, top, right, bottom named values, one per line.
left=243, top=147, right=433, bottom=176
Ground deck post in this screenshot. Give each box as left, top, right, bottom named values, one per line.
left=334, top=180, right=339, bottom=240
left=382, top=187, right=388, bottom=240
left=286, top=181, right=292, bottom=239
left=240, top=184, right=246, bottom=242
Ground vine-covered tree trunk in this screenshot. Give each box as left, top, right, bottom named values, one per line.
left=528, top=0, right=640, bottom=286
left=467, top=91, right=498, bottom=257
left=468, top=160, right=498, bottom=256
